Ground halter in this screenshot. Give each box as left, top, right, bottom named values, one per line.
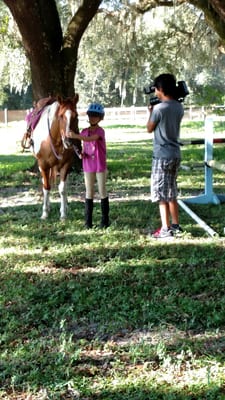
left=47, top=102, right=80, bottom=160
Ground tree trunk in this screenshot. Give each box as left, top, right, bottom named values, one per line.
left=3, top=0, right=102, bottom=100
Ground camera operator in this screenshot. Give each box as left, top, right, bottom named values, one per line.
left=146, top=73, right=184, bottom=239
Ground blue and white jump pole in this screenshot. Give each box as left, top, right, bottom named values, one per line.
left=178, top=116, right=225, bottom=237
left=184, top=116, right=225, bottom=205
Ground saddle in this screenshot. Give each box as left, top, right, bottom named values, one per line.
left=21, top=96, right=56, bottom=150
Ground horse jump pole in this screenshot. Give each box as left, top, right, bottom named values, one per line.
left=183, top=138, right=225, bottom=145
left=183, top=116, right=225, bottom=205
left=179, top=116, right=225, bottom=236
left=207, top=159, right=225, bottom=173
left=178, top=199, right=218, bottom=237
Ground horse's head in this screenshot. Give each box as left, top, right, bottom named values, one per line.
left=57, top=94, right=79, bottom=137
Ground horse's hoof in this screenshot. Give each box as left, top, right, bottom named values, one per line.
left=41, top=214, right=48, bottom=220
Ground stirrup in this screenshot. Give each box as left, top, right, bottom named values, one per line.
left=21, top=130, right=33, bottom=150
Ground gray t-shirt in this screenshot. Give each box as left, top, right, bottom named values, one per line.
left=149, top=100, right=184, bottom=158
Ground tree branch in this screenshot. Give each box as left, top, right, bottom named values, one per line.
left=134, top=0, right=186, bottom=13
left=63, top=0, right=103, bottom=49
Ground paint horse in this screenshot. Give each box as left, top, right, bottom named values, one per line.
left=23, top=95, right=81, bottom=220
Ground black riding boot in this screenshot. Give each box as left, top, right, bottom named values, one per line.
left=85, top=198, right=93, bottom=229
left=100, top=197, right=109, bottom=228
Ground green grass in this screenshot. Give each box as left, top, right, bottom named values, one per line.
left=1, top=122, right=225, bottom=399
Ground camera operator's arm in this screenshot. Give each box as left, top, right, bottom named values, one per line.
left=147, top=105, right=156, bottom=133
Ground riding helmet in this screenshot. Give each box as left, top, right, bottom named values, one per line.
left=87, top=103, right=105, bottom=118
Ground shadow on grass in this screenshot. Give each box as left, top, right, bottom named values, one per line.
left=1, top=200, right=225, bottom=397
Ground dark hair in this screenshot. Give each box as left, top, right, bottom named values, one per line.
left=87, top=112, right=103, bottom=118
left=153, top=73, right=177, bottom=97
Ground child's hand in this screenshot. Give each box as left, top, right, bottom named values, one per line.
left=67, top=131, right=79, bottom=139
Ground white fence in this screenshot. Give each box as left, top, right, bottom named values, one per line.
left=0, top=105, right=224, bottom=125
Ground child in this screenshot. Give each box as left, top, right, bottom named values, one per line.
left=147, top=73, right=184, bottom=238
left=72, top=103, right=109, bottom=229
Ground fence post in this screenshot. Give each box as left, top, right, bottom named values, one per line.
left=4, top=108, right=8, bottom=126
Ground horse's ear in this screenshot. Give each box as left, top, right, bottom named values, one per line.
left=57, top=95, right=63, bottom=104
left=74, top=93, right=79, bottom=105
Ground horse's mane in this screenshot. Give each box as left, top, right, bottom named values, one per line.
left=57, top=94, right=79, bottom=117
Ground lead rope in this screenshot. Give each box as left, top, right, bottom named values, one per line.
left=72, top=144, right=82, bottom=159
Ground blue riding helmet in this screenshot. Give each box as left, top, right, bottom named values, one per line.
left=87, top=103, right=105, bottom=118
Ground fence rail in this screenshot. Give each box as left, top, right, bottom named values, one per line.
left=0, top=105, right=224, bottom=125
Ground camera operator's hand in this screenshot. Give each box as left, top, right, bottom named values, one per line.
left=147, top=105, right=156, bottom=133
left=148, top=105, right=154, bottom=114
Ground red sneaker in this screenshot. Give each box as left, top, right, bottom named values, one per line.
left=151, top=227, right=161, bottom=237
left=152, top=227, right=173, bottom=239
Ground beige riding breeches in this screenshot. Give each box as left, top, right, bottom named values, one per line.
left=84, top=171, right=108, bottom=199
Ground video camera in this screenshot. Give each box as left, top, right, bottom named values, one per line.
left=144, top=80, right=189, bottom=106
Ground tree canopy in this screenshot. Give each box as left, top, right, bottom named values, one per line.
left=3, top=0, right=102, bottom=99
left=135, top=0, right=225, bottom=44
left=1, top=0, right=225, bottom=106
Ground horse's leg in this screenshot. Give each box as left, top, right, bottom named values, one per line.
left=41, top=187, right=50, bottom=219
left=58, top=163, right=71, bottom=220
left=40, top=167, right=51, bottom=219
left=58, top=180, right=68, bottom=220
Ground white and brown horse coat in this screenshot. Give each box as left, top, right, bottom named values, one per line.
left=31, top=96, right=81, bottom=219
